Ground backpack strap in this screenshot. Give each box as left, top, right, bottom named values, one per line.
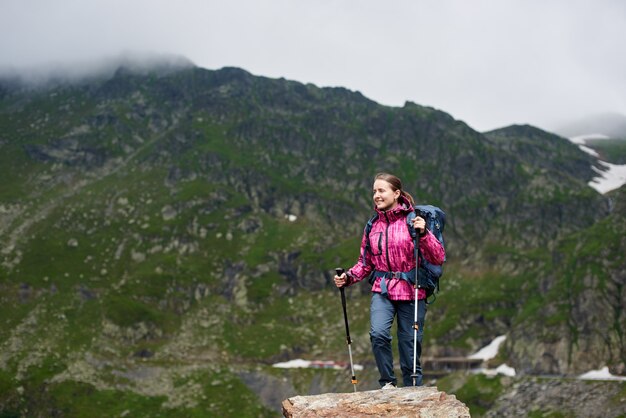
left=408, top=209, right=421, bottom=298
left=361, top=213, right=379, bottom=266
left=406, top=211, right=418, bottom=240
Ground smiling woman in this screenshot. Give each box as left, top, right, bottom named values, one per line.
left=333, top=172, right=445, bottom=388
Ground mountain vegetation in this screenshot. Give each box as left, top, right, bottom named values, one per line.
left=0, top=62, right=624, bottom=417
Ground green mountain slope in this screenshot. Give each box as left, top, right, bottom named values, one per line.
left=507, top=184, right=626, bottom=375
left=0, top=64, right=622, bottom=416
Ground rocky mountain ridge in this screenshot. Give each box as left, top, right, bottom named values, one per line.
left=0, top=63, right=623, bottom=417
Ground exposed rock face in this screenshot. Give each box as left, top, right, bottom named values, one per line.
left=282, top=386, right=470, bottom=417
left=485, top=378, right=626, bottom=418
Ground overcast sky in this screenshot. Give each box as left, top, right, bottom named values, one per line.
left=1, top=0, right=625, bottom=132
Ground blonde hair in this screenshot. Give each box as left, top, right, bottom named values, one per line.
left=374, top=172, right=415, bottom=206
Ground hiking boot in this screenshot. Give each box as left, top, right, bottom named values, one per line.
left=381, top=382, right=396, bottom=390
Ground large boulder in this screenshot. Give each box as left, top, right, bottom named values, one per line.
left=282, top=386, right=470, bottom=417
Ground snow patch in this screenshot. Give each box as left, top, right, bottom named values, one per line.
left=579, top=145, right=599, bottom=157
left=272, top=358, right=364, bottom=371
left=473, top=363, right=517, bottom=377
left=588, top=161, right=626, bottom=194
left=467, top=335, right=516, bottom=377
left=272, top=359, right=312, bottom=368
left=569, top=133, right=610, bottom=145
left=468, top=335, right=506, bottom=361
left=578, top=366, right=626, bottom=381
left=567, top=133, right=626, bottom=194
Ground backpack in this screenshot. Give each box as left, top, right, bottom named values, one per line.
left=363, top=205, right=446, bottom=300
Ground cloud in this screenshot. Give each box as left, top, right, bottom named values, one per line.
left=1, top=0, right=625, bottom=131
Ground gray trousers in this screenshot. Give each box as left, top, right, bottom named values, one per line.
left=370, top=292, right=427, bottom=387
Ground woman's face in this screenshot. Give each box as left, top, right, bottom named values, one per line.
left=373, top=179, right=400, bottom=211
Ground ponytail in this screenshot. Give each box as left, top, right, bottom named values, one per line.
left=401, top=190, right=415, bottom=206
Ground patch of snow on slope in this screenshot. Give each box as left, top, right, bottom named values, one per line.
left=568, top=133, right=626, bottom=194
left=468, top=335, right=506, bottom=361
left=579, top=366, right=626, bottom=381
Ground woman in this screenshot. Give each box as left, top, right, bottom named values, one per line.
left=334, top=172, right=445, bottom=388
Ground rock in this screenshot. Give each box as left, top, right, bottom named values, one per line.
left=485, top=377, right=626, bottom=418
left=281, top=386, right=470, bottom=417
left=131, top=249, right=146, bottom=262
left=161, top=205, right=177, bottom=220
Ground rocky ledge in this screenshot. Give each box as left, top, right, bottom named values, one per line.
left=282, top=386, right=470, bottom=417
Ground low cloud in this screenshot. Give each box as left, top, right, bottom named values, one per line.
left=0, top=51, right=194, bottom=87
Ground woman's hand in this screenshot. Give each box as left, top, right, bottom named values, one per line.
left=334, top=272, right=347, bottom=288
left=413, top=216, right=426, bottom=235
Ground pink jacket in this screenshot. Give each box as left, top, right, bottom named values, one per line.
left=346, top=197, right=445, bottom=301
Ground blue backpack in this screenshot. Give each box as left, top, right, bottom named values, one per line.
left=364, top=205, right=446, bottom=300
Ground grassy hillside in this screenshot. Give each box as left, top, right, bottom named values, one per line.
left=0, top=64, right=622, bottom=416
left=585, top=138, right=626, bottom=164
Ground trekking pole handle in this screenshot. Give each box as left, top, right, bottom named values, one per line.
left=335, top=268, right=345, bottom=287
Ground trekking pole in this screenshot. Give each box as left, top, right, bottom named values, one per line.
left=411, top=223, right=421, bottom=387
left=336, top=267, right=358, bottom=392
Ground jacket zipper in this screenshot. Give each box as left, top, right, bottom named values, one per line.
left=384, top=212, right=393, bottom=272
